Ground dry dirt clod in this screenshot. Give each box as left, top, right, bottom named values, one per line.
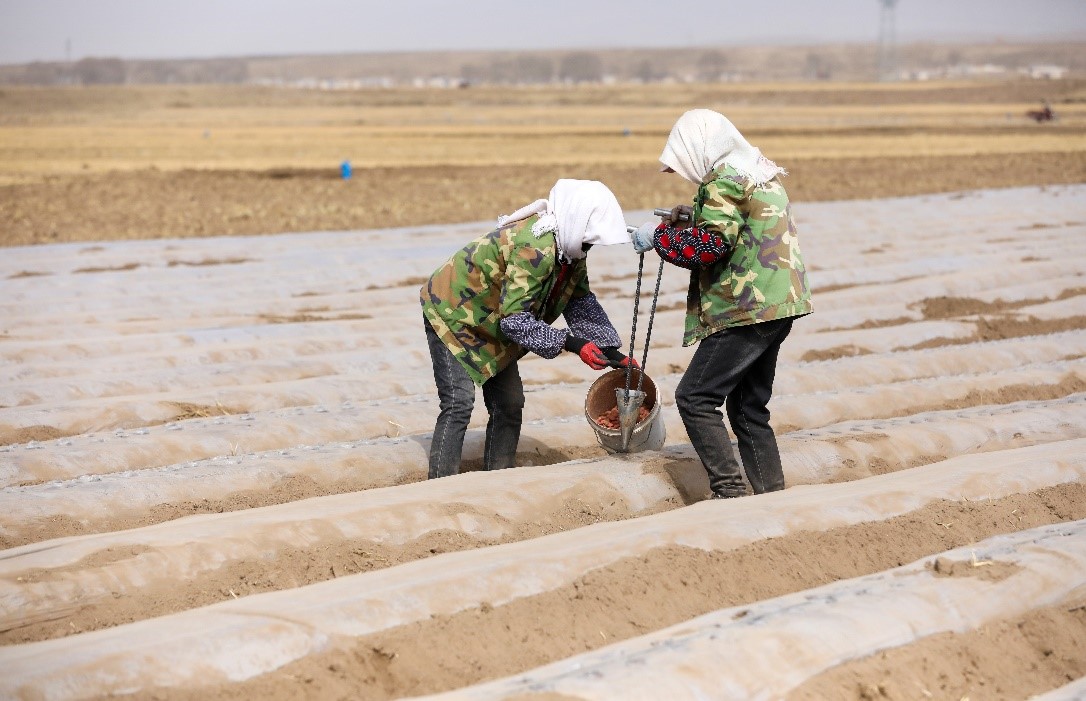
left=595, top=405, right=650, bottom=430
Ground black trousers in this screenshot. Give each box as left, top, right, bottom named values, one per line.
left=674, top=317, right=794, bottom=496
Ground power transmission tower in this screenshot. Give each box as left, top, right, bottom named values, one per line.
left=877, top=0, right=899, bottom=81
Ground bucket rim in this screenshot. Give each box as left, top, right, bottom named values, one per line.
left=583, top=368, right=661, bottom=437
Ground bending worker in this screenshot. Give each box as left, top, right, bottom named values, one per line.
left=632, top=109, right=813, bottom=499
left=421, top=179, right=636, bottom=479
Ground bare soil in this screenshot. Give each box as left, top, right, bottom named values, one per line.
left=789, top=598, right=1086, bottom=701
left=152, top=482, right=1086, bottom=701
left=3, top=152, right=1084, bottom=247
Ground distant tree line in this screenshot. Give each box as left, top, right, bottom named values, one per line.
left=0, top=42, right=1078, bottom=87
left=0, top=49, right=730, bottom=86
left=0, top=57, right=249, bottom=85
left=458, top=50, right=731, bottom=85
left=459, top=52, right=606, bottom=84
left=129, top=58, right=249, bottom=84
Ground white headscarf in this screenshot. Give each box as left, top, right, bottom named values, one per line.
left=659, top=109, right=785, bottom=186
left=497, top=179, right=628, bottom=262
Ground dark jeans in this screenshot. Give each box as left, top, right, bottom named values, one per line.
left=424, top=319, right=525, bottom=479
left=674, top=317, right=794, bottom=496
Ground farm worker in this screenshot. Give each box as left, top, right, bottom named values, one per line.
left=420, top=179, right=637, bottom=479
left=631, top=109, right=813, bottom=499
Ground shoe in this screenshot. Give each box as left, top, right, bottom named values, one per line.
left=710, top=490, right=743, bottom=500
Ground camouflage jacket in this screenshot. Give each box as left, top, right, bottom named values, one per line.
left=675, top=164, right=813, bottom=346
left=420, top=216, right=590, bottom=384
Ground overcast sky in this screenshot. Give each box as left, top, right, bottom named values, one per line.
left=1, top=0, right=1083, bottom=64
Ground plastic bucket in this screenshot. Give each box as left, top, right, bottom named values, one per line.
left=584, top=368, right=666, bottom=454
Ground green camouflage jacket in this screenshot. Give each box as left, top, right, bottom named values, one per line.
left=420, top=216, right=589, bottom=384
left=682, top=164, right=813, bottom=346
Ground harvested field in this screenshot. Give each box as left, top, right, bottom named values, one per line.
left=1, top=81, right=1085, bottom=245
left=1, top=80, right=1085, bottom=700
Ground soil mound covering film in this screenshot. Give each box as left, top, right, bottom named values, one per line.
left=1, top=184, right=1085, bottom=700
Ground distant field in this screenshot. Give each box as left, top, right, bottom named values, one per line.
left=1, top=80, right=1084, bottom=245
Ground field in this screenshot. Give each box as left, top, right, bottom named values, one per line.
left=1, top=81, right=1086, bottom=700
left=1, top=80, right=1085, bottom=245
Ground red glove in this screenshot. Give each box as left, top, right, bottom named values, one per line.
left=577, top=342, right=609, bottom=370
left=603, top=347, right=639, bottom=369
left=564, top=336, right=609, bottom=370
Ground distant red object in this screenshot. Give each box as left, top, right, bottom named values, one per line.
left=1026, top=104, right=1055, bottom=123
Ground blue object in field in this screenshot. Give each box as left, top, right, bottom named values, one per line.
left=340, top=160, right=352, bottom=180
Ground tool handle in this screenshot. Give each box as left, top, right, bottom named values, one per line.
left=653, top=207, right=691, bottom=222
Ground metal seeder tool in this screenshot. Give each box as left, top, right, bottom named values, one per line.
left=616, top=222, right=664, bottom=452
left=615, top=208, right=689, bottom=451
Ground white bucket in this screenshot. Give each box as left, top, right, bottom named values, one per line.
left=584, top=369, right=666, bottom=454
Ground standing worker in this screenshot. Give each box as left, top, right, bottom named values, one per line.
left=632, top=109, right=813, bottom=499
left=421, top=179, right=637, bottom=479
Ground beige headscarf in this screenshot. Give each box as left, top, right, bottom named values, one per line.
left=497, top=179, right=628, bottom=262
left=659, top=109, right=785, bottom=186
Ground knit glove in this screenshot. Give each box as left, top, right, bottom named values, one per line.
left=564, top=335, right=609, bottom=370
left=602, top=347, right=639, bottom=369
